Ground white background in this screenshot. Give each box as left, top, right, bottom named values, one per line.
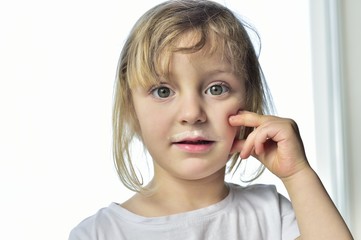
left=0, top=1, right=314, bottom=239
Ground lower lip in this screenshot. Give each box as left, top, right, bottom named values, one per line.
left=173, top=142, right=215, bottom=153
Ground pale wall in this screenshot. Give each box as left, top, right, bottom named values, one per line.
left=341, top=0, right=361, bottom=237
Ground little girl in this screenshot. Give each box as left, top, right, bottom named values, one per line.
left=69, top=0, right=353, bottom=239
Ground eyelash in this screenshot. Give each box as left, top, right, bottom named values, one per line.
left=149, top=85, right=175, bottom=99
left=149, top=82, right=231, bottom=99
left=205, top=82, right=230, bottom=96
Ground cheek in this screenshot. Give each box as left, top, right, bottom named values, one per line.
left=209, top=100, right=242, bottom=141
left=133, top=100, right=170, bottom=143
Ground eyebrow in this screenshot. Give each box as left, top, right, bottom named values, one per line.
left=203, top=68, right=234, bottom=76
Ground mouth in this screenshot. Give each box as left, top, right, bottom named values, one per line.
left=170, top=131, right=218, bottom=153
left=174, top=139, right=215, bottom=145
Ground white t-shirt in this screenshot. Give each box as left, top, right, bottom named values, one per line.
left=69, top=183, right=300, bottom=240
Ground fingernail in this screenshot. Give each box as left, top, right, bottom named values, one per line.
left=229, top=114, right=238, bottom=120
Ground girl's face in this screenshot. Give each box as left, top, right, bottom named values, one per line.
left=132, top=38, right=245, bottom=182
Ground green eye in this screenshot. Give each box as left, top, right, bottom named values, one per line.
left=206, top=84, right=230, bottom=95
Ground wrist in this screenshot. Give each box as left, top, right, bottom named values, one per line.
left=281, top=164, right=316, bottom=188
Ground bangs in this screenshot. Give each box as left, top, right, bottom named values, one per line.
left=157, top=30, right=231, bottom=77
left=127, top=29, right=233, bottom=90
left=122, top=0, right=252, bottom=91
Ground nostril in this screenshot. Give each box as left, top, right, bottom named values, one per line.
left=178, top=97, right=207, bottom=124
left=181, top=113, right=207, bottom=125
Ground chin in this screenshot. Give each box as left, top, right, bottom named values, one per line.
left=174, top=158, right=227, bottom=180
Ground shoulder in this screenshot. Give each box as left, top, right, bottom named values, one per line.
left=227, top=183, right=299, bottom=239
left=68, top=203, right=125, bottom=240
left=228, top=183, right=293, bottom=214
left=229, top=183, right=279, bottom=200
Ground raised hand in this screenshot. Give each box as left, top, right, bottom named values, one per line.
left=229, top=111, right=353, bottom=239
left=229, top=111, right=309, bottom=180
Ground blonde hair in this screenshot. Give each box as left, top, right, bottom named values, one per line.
left=113, top=0, right=273, bottom=192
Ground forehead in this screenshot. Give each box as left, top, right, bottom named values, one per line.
left=174, top=31, right=225, bottom=57
left=175, top=31, right=206, bottom=48
left=159, top=31, right=232, bottom=75
left=169, top=50, right=233, bottom=79
left=182, top=31, right=226, bottom=53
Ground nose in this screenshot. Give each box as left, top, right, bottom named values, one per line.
left=177, top=94, right=207, bottom=125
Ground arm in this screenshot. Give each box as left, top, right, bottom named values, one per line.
left=229, top=111, right=353, bottom=240
left=284, top=166, right=351, bottom=240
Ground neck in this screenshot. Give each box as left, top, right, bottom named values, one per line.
left=147, top=167, right=229, bottom=215
left=121, top=167, right=230, bottom=217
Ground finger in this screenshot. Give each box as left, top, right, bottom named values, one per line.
left=239, top=128, right=257, bottom=159
left=253, top=124, right=278, bottom=155
left=229, top=111, right=269, bottom=128
left=230, top=139, right=245, bottom=154
left=239, top=121, right=280, bottom=158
